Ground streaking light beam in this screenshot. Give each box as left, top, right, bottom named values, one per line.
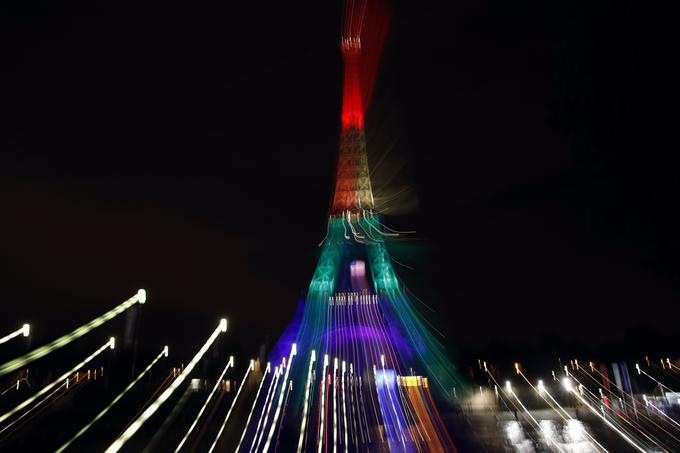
left=175, top=355, right=234, bottom=452
left=235, top=361, right=270, bottom=452
left=105, top=318, right=227, bottom=453
left=208, top=359, right=254, bottom=453
left=262, top=343, right=297, bottom=453
left=0, top=290, right=145, bottom=377
left=0, top=324, right=30, bottom=345
left=55, top=346, right=168, bottom=453
left=0, top=337, right=115, bottom=426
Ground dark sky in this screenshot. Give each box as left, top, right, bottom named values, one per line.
left=1, top=1, right=674, bottom=360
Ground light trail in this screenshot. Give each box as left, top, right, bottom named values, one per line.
left=175, top=355, right=234, bottom=452
left=262, top=343, right=297, bottom=453
left=236, top=362, right=271, bottom=453
left=317, top=354, right=330, bottom=453
left=505, top=381, right=566, bottom=453
left=562, top=378, right=647, bottom=453
left=0, top=324, right=30, bottom=345
left=576, top=363, right=680, bottom=442
left=341, top=361, right=348, bottom=453
left=0, top=290, right=145, bottom=377
left=56, top=346, right=168, bottom=453
left=254, top=358, right=283, bottom=452
left=105, top=318, right=227, bottom=453
left=0, top=378, right=70, bottom=439
left=567, top=367, right=672, bottom=450
left=636, top=363, right=679, bottom=394
left=0, top=337, right=114, bottom=426
left=333, top=358, right=338, bottom=453
left=208, top=359, right=254, bottom=453
left=251, top=365, right=280, bottom=453
left=517, top=369, right=608, bottom=452
left=296, top=351, right=317, bottom=453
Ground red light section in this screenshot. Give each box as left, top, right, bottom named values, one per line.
left=341, top=52, right=364, bottom=131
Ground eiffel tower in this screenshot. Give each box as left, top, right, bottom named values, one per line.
left=245, top=2, right=464, bottom=451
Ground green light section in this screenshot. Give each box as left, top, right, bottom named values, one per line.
left=368, top=238, right=467, bottom=399
left=291, top=214, right=466, bottom=402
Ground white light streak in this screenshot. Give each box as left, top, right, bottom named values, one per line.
left=56, top=346, right=168, bottom=453
left=236, top=362, right=270, bottom=453
left=0, top=337, right=114, bottom=425
left=252, top=365, right=280, bottom=453
left=262, top=344, right=297, bottom=452
left=0, top=325, right=30, bottom=345
left=175, top=356, right=234, bottom=452
left=297, top=351, right=317, bottom=453
left=208, top=360, right=254, bottom=453
left=333, top=358, right=339, bottom=453
left=105, top=319, right=227, bottom=453
left=565, top=385, right=646, bottom=452
left=341, top=361, right=348, bottom=453
left=0, top=291, right=145, bottom=377
left=318, top=355, right=330, bottom=453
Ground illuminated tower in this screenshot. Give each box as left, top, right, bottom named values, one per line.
left=241, top=2, right=464, bottom=451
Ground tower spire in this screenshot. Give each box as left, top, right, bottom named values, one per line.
left=330, top=1, right=375, bottom=215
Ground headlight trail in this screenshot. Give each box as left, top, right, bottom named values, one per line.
left=105, top=318, right=226, bottom=453
left=235, top=362, right=271, bottom=453
left=262, top=343, right=297, bottom=453
left=0, top=324, right=30, bottom=345
left=0, top=290, right=145, bottom=377
left=0, top=337, right=114, bottom=426
left=55, top=346, right=168, bottom=453
left=296, top=351, right=316, bottom=453
left=175, top=355, right=234, bottom=452
left=208, top=359, right=254, bottom=453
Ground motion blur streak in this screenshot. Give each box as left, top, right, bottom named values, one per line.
left=105, top=318, right=226, bottom=453
left=208, top=359, right=254, bottom=453
left=235, top=362, right=271, bottom=452
left=175, top=356, right=234, bottom=452
left=296, top=351, right=316, bottom=453
left=262, top=344, right=297, bottom=453
left=0, top=337, right=114, bottom=425
left=0, top=290, right=145, bottom=377
left=564, top=379, right=647, bottom=453
left=56, top=346, right=168, bottom=453
left=0, top=324, right=30, bottom=345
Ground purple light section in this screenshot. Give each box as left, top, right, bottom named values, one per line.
left=268, top=298, right=304, bottom=363
left=375, top=369, right=414, bottom=453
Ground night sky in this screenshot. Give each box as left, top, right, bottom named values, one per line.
left=1, top=1, right=674, bottom=361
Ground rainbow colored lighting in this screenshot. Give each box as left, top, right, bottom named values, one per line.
left=252, top=1, right=464, bottom=451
